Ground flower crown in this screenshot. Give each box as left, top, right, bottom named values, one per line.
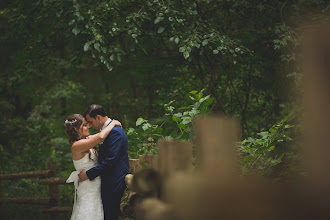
left=65, top=119, right=77, bottom=125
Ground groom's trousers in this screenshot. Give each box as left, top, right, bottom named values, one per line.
left=102, top=189, right=125, bottom=220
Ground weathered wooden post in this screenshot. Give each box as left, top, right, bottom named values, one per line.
left=129, top=159, right=140, bottom=175
left=133, top=140, right=192, bottom=219
left=135, top=198, right=177, bottom=220
left=302, top=24, right=330, bottom=191
left=127, top=192, right=142, bottom=209
left=300, top=25, right=330, bottom=218
left=120, top=202, right=133, bottom=216
left=163, top=116, right=241, bottom=220
left=48, top=162, right=60, bottom=220
left=131, top=168, right=161, bottom=197
left=158, top=140, right=193, bottom=179
left=125, top=174, right=134, bottom=191
left=194, top=115, right=240, bottom=177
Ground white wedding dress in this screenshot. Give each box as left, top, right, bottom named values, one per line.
left=66, top=149, right=104, bottom=220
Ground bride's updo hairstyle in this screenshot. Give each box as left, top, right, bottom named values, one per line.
left=65, top=114, right=84, bottom=144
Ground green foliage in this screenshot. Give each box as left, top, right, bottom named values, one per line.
left=66, top=0, right=254, bottom=106
left=127, top=118, right=162, bottom=158
left=163, top=90, right=214, bottom=140
left=239, top=119, right=294, bottom=176
left=127, top=90, right=214, bottom=157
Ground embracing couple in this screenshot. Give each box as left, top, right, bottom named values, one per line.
left=64, top=104, right=129, bottom=220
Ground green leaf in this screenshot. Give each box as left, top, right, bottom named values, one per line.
left=94, top=43, right=100, bottom=51
left=199, top=97, right=214, bottom=112
left=202, top=40, right=208, bottom=46
left=169, top=130, right=178, bottom=137
left=172, top=116, right=180, bottom=122
left=154, top=17, right=161, bottom=24
left=269, top=127, right=277, bottom=133
left=174, top=113, right=182, bottom=117
left=165, top=136, right=174, bottom=140
left=280, top=118, right=287, bottom=124
left=72, top=26, right=80, bottom=35
left=142, top=123, right=151, bottom=131
left=195, top=92, right=203, bottom=101
left=158, top=26, right=165, bottom=33
left=189, top=90, right=198, bottom=94
left=181, top=117, right=191, bottom=124
left=136, top=117, right=144, bottom=126
left=198, top=95, right=210, bottom=103
left=83, top=42, right=90, bottom=51
left=189, top=109, right=198, bottom=116
left=154, top=127, right=163, bottom=133
left=127, top=128, right=135, bottom=135
left=178, top=106, right=191, bottom=110
left=175, top=38, right=179, bottom=44
left=105, top=62, right=113, bottom=71
left=178, top=123, right=186, bottom=129
left=183, top=51, right=189, bottom=59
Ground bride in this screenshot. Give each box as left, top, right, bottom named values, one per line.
left=64, top=114, right=121, bottom=220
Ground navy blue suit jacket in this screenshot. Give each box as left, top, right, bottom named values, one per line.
left=86, top=125, right=129, bottom=193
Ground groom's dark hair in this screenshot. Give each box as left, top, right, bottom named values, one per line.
left=83, top=104, right=107, bottom=118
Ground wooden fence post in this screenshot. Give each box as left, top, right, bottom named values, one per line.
left=129, top=159, right=140, bottom=175
left=48, top=162, right=60, bottom=220
left=194, top=116, right=239, bottom=177
left=163, top=116, right=242, bottom=219
left=303, top=25, right=330, bottom=192
left=158, top=140, right=192, bottom=179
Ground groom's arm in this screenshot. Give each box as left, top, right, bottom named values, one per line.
left=86, top=129, right=124, bottom=180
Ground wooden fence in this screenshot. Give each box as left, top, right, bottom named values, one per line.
left=0, top=162, right=71, bottom=220
left=0, top=159, right=141, bottom=220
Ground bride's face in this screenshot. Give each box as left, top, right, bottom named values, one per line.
left=78, top=119, right=90, bottom=138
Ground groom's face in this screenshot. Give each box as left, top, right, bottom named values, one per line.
left=85, top=114, right=103, bottom=130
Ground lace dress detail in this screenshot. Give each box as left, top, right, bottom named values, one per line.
left=67, top=150, right=103, bottom=220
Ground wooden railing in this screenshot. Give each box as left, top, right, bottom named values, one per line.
left=0, top=159, right=141, bottom=220
left=0, top=162, right=69, bottom=220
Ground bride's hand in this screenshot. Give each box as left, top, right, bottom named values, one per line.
left=111, top=119, right=122, bottom=128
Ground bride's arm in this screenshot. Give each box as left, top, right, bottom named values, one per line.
left=86, top=134, right=98, bottom=139
left=71, top=120, right=122, bottom=153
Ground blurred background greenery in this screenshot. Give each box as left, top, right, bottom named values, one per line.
left=0, top=0, right=329, bottom=219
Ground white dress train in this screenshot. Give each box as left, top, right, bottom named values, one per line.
left=66, top=150, right=104, bottom=220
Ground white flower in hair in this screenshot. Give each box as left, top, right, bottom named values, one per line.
left=65, top=119, right=77, bottom=124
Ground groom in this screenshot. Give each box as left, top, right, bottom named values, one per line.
left=78, top=104, right=129, bottom=220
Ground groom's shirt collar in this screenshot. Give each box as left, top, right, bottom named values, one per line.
left=101, top=118, right=112, bottom=131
